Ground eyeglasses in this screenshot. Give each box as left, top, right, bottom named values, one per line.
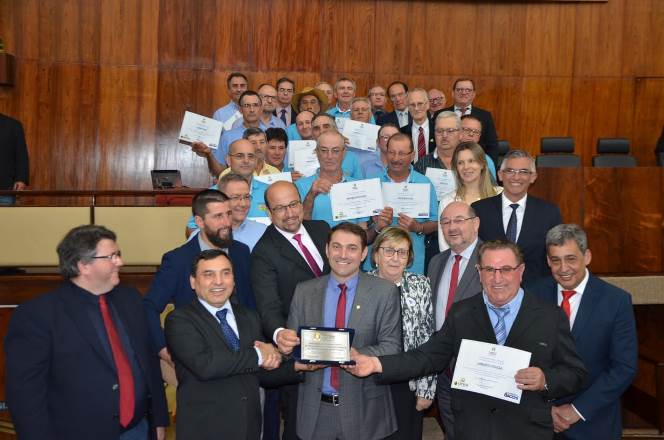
left=278, top=88, right=294, bottom=94
left=455, top=88, right=474, bottom=93
left=317, top=147, right=344, bottom=156
left=502, top=168, right=533, bottom=177
left=228, top=153, right=257, bottom=160
left=387, top=150, right=412, bottom=158
left=379, top=247, right=409, bottom=259
left=229, top=194, right=252, bottom=202
left=241, top=103, right=261, bottom=109
left=260, top=94, right=277, bottom=101
left=92, top=251, right=122, bottom=262
left=270, top=200, right=301, bottom=214
left=461, top=127, right=481, bottom=136
left=440, top=216, right=476, bottom=227
left=369, top=92, right=385, bottom=97
left=435, top=128, right=459, bottom=135
left=429, top=97, right=444, bottom=104
left=476, top=264, right=522, bottom=275
left=407, top=102, right=428, bottom=110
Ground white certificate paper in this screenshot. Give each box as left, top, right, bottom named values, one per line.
left=381, top=182, right=430, bottom=218
left=290, top=145, right=319, bottom=177
left=452, top=339, right=532, bottom=404
left=335, top=118, right=381, bottom=152
left=254, top=172, right=293, bottom=185
left=330, top=178, right=384, bottom=221
left=178, top=111, right=223, bottom=149
left=425, top=168, right=457, bottom=201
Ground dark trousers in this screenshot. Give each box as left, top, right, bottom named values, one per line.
left=389, top=381, right=424, bottom=440
left=263, top=388, right=281, bottom=440
left=280, top=383, right=299, bottom=440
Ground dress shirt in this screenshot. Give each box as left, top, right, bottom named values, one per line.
left=326, top=105, right=351, bottom=119
left=482, top=288, right=525, bottom=340
left=215, top=121, right=269, bottom=165
left=501, top=193, right=528, bottom=241
left=321, top=274, right=359, bottom=395
left=285, top=123, right=301, bottom=141
left=453, top=104, right=472, bottom=118
left=232, top=115, right=286, bottom=130
left=360, top=150, right=386, bottom=178
left=556, top=269, right=589, bottom=329
left=213, top=101, right=242, bottom=131
left=435, top=239, right=479, bottom=330
left=197, top=298, right=263, bottom=365
left=232, top=218, right=268, bottom=251
left=396, top=109, right=409, bottom=128
left=410, top=119, right=430, bottom=164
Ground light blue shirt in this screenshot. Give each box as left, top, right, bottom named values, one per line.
left=233, top=218, right=267, bottom=251
left=322, top=274, right=359, bottom=395
left=215, top=122, right=269, bottom=165
left=285, top=123, right=301, bottom=141
left=363, top=166, right=438, bottom=275
left=327, top=105, right=351, bottom=119
left=359, top=150, right=386, bottom=178
left=295, top=172, right=369, bottom=227
left=232, top=115, right=286, bottom=130
left=213, top=101, right=240, bottom=124
left=482, top=288, right=525, bottom=343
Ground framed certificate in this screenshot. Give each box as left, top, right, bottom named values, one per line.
left=294, top=326, right=356, bottom=366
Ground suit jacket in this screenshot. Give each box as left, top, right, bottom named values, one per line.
left=380, top=291, right=587, bottom=440
left=143, top=237, right=254, bottom=352
left=472, top=194, right=562, bottom=287
left=287, top=273, right=402, bottom=440
left=378, top=109, right=412, bottom=128
left=0, top=113, right=29, bottom=189
left=165, top=299, right=301, bottom=440
left=531, top=274, right=638, bottom=440
left=251, top=220, right=330, bottom=339
left=400, top=118, right=436, bottom=155
left=5, top=282, right=169, bottom=440
left=435, top=106, right=499, bottom=162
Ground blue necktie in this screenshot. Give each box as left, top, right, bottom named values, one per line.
left=216, top=309, right=240, bottom=351
left=506, top=203, right=519, bottom=242
left=488, top=305, right=509, bottom=345
left=280, top=109, right=287, bottom=126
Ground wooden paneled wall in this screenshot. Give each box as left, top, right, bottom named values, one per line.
left=0, top=0, right=663, bottom=191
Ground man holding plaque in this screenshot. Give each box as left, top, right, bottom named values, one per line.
left=349, top=240, right=587, bottom=439
left=284, top=222, right=402, bottom=440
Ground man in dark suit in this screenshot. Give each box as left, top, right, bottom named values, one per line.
left=285, top=222, right=402, bottom=440
left=428, top=201, right=483, bottom=440
left=400, top=88, right=436, bottom=160
left=143, top=189, right=254, bottom=368
left=472, top=149, right=562, bottom=287
left=349, top=239, right=587, bottom=440
left=5, top=225, right=169, bottom=439
left=275, top=77, right=297, bottom=126
left=164, top=249, right=302, bottom=440
left=433, top=78, right=499, bottom=162
left=0, top=113, right=29, bottom=205
left=378, top=81, right=412, bottom=128
left=251, top=180, right=330, bottom=439
left=531, top=224, right=638, bottom=440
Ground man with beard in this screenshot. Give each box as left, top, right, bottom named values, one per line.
left=144, top=189, right=255, bottom=369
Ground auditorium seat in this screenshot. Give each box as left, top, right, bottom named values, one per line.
left=593, top=138, right=637, bottom=168
left=657, top=152, right=664, bottom=167
left=496, top=139, right=510, bottom=169
left=536, top=137, right=581, bottom=168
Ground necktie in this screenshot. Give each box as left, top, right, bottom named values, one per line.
left=293, top=233, right=322, bottom=277
left=216, top=309, right=240, bottom=351
left=399, top=111, right=407, bottom=127
left=331, top=283, right=347, bottom=391
left=445, top=255, right=463, bottom=316
left=561, top=290, right=576, bottom=321
left=280, top=108, right=287, bottom=125
left=458, top=107, right=467, bottom=116
left=506, top=203, right=519, bottom=242
left=418, top=126, right=426, bottom=159
left=488, top=305, right=509, bottom=345
left=99, top=295, right=135, bottom=428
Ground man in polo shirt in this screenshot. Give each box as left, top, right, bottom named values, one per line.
left=213, top=72, right=249, bottom=131
left=326, top=77, right=356, bottom=119
left=361, top=123, right=399, bottom=178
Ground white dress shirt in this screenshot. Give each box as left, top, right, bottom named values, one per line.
left=453, top=104, right=472, bottom=118
left=411, top=119, right=430, bottom=164
left=501, top=193, right=528, bottom=241
left=435, top=239, right=479, bottom=330
left=556, top=268, right=589, bottom=329
left=397, top=109, right=409, bottom=127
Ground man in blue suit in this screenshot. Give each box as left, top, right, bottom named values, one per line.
left=143, top=189, right=254, bottom=367
left=532, top=224, right=638, bottom=439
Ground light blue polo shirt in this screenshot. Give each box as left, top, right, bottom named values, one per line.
left=284, top=148, right=363, bottom=180
left=214, top=121, right=268, bottom=166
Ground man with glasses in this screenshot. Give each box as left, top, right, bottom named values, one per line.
left=348, top=239, right=587, bottom=440
left=434, top=78, right=499, bottom=163
left=213, top=72, right=249, bottom=131
left=233, top=83, right=286, bottom=130
left=251, top=180, right=331, bottom=440
left=368, top=85, right=388, bottom=121
left=472, top=150, right=562, bottom=286
left=414, top=111, right=460, bottom=174
left=361, top=123, right=399, bottom=178
left=427, top=88, right=446, bottom=117
left=219, top=128, right=280, bottom=177
left=378, top=81, right=412, bottom=128
left=275, top=77, right=297, bottom=126
left=400, top=88, right=436, bottom=162
left=427, top=201, right=482, bottom=440
left=6, top=225, right=169, bottom=440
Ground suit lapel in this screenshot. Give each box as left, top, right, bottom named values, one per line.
left=347, top=275, right=369, bottom=331
left=305, top=222, right=330, bottom=273
left=233, top=305, right=254, bottom=346
left=489, top=195, right=506, bottom=237
left=269, top=226, right=317, bottom=275
left=571, top=275, right=598, bottom=339
left=517, top=197, right=537, bottom=246
left=454, top=246, right=480, bottom=303
left=431, top=251, right=451, bottom=309
left=190, top=299, right=234, bottom=350
left=505, top=292, right=540, bottom=346
left=470, top=295, right=497, bottom=343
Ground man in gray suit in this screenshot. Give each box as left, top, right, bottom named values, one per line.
left=428, top=201, right=482, bottom=440
left=281, top=222, right=402, bottom=440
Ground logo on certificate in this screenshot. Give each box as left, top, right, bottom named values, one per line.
left=489, top=347, right=497, bottom=356
left=503, top=392, right=518, bottom=401
left=313, top=331, right=321, bottom=342
left=453, top=377, right=468, bottom=388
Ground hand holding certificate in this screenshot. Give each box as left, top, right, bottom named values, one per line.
left=330, top=178, right=384, bottom=221
left=178, top=111, right=223, bottom=149
left=451, top=339, right=532, bottom=404
left=295, top=326, right=355, bottom=366
left=381, top=182, right=431, bottom=218
left=335, top=118, right=381, bottom=152
left=425, top=168, right=457, bottom=201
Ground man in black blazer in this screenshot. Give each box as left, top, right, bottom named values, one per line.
left=0, top=113, right=29, bottom=205
left=433, top=78, right=499, bottom=162
left=251, top=180, right=330, bottom=440
left=472, top=150, right=562, bottom=287
left=349, top=240, right=587, bottom=440
left=165, top=249, right=302, bottom=440
left=377, top=81, right=412, bottom=128
left=5, top=225, right=169, bottom=439
left=399, top=88, right=436, bottom=160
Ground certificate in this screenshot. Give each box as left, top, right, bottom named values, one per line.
left=288, top=140, right=317, bottom=170
left=330, top=178, right=384, bottom=221
left=290, top=144, right=319, bottom=177
left=451, top=339, right=532, bottom=404
left=178, top=111, right=223, bottom=149
left=254, top=172, right=293, bottom=185
left=381, top=182, right=431, bottom=218
left=295, top=326, right=356, bottom=366
left=335, top=118, right=381, bottom=152
left=425, top=168, right=457, bottom=201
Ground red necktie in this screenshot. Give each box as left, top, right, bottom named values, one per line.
left=561, top=290, right=576, bottom=320
left=418, top=127, right=426, bottom=159
left=331, top=283, right=347, bottom=391
left=293, top=233, right=322, bottom=277
left=445, top=255, right=463, bottom=316
left=99, top=295, right=135, bottom=428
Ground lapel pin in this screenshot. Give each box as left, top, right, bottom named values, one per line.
left=356, top=305, right=361, bottom=310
